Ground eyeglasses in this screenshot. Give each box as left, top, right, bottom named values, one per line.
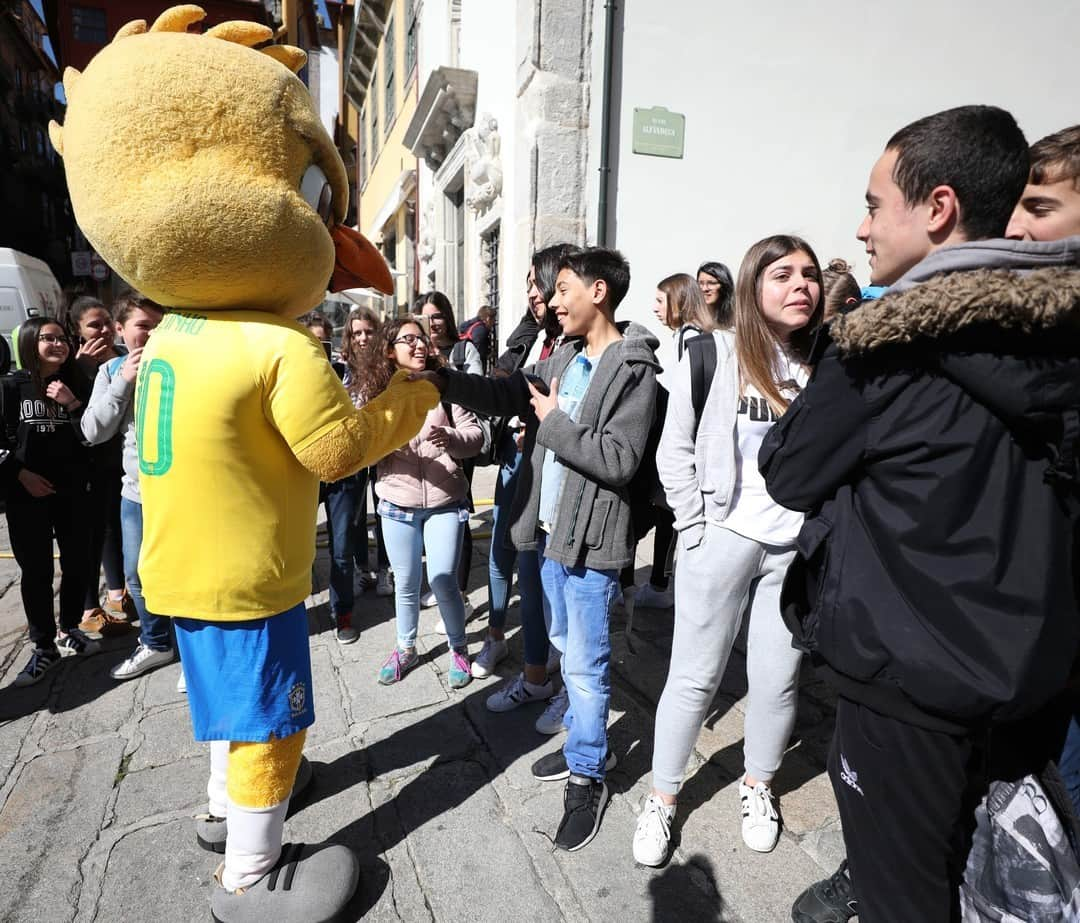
left=38, top=334, right=68, bottom=345
left=393, top=333, right=429, bottom=347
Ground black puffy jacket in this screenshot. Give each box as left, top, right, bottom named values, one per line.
left=761, top=243, right=1080, bottom=733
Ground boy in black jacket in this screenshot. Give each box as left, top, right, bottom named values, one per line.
left=762, top=106, right=1080, bottom=922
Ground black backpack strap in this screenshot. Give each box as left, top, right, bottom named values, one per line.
left=450, top=339, right=467, bottom=371
left=687, top=334, right=717, bottom=436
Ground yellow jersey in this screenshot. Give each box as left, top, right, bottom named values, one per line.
left=136, top=309, right=436, bottom=621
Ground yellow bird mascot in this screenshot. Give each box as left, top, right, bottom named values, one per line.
left=50, top=6, right=439, bottom=921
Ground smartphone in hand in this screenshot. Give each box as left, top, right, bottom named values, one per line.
left=523, top=373, right=550, bottom=396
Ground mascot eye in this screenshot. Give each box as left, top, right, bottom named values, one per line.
left=300, top=164, right=333, bottom=226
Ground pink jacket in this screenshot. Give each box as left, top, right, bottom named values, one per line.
left=375, top=402, right=483, bottom=509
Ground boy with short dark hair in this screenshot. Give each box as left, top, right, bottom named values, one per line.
left=765, top=105, right=1080, bottom=921
left=1007, top=124, right=1080, bottom=241
left=418, top=246, right=658, bottom=851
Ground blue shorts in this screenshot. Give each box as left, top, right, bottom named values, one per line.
left=174, top=602, right=315, bottom=742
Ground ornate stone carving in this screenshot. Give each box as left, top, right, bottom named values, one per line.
left=465, top=113, right=503, bottom=215
left=417, top=200, right=436, bottom=265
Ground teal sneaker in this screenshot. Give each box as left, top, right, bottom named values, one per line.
left=378, top=647, right=419, bottom=685
left=448, top=649, right=472, bottom=689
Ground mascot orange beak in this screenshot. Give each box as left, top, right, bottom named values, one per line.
left=331, top=225, right=394, bottom=295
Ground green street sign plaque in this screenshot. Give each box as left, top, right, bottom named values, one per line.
left=632, top=106, right=685, bottom=159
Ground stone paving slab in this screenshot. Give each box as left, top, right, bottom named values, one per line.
left=0, top=473, right=845, bottom=922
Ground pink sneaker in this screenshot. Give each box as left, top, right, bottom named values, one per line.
left=448, top=649, right=472, bottom=689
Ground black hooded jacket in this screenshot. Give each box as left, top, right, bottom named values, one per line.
left=760, top=241, right=1080, bottom=733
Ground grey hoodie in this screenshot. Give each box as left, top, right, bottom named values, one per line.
left=442, top=321, right=660, bottom=570
left=81, top=358, right=140, bottom=502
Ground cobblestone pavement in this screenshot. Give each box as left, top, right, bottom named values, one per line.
left=0, top=468, right=845, bottom=922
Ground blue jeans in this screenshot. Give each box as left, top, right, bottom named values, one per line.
left=538, top=532, right=618, bottom=780
left=322, top=475, right=359, bottom=616
left=1059, top=716, right=1080, bottom=818
left=354, top=468, right=389, bottom=571
left=120, top=497, right=173, bottom=652
left=488, top=441, right=549, bottom=667
left=380, top=504, right=469, bottom=650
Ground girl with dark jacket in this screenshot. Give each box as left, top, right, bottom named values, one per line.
left=5, top=317, right=99, bottom=686
left=474, top=244, right=576, bottom=734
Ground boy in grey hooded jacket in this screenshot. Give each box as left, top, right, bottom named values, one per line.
left=422, top=248, right=659, bottom=852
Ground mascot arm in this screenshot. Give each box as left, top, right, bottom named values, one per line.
left=295, top=371, right=440, bottom=482
left=265, top=333, right=440, bottom=483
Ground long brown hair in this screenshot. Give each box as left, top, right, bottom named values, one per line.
left=340, top=306, right=381, bottom=394
left=355, top=314, right=443, bottom=401
left=734, top=235, right=823, bottom=417
left=657, top=273, right=715, bottom=332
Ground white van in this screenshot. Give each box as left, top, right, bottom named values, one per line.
left=0, top=248, right=65, bottom=361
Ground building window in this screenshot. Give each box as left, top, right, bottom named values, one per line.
left=443, top=184, right=466, bottom=315
left=358, top=106, right=368, bottom=186
left=383, top=15, right=395, bottom=133
left=370, top=89, right=379, bottom=162
left=482, top=227, right=500, bottom=315
left=405, top=0, right=417, bottom=77
left=72, top=6, right=108, bottom=44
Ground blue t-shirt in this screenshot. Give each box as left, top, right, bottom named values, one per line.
left=538, top=352, right=597, bottom=530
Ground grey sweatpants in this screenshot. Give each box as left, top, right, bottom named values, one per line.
left=652, top=523, right=801, bottom=794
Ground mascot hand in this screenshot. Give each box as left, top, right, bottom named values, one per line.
left=295, top=370, right=439, bottom=482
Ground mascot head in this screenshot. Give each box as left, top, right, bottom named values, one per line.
left=50, top=4, right=391, bottom=316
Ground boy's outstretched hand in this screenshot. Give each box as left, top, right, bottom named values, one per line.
left=528, top=376, right=558, bottom=421
left=407, top=370, right=447, bottom=394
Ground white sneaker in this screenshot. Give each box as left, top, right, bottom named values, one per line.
left=471, top=636, right=508, bottom=678
left=432, top=616, right=446, bottom=635
left=486, top=673, right=554, bottom=712
left=110, top=643, right=175, bottom=680
left=633, top=583, right=674, bottom=609
left=176, top=668, right=187, bottom=693
left=634, top=794, right=675, bottom=866
left=420, top=590, right=437, bottom=608
left=535, top=686, right=570, bottom=735
left=546, top=647, right=562, bottom=675
left=739, top=781, right=780, bottom=852
left=433, top=599, right=471, bottom=635
left=376, top=569, right=394, bottom=597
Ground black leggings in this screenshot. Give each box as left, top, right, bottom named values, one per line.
left=85, top=466, right=125, bottom=608
left=7, top=480, right=92, bottom=649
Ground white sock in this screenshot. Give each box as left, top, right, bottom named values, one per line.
left=222, top=797, right=289, bottom=891
left=523, top=679, right=548, bottom=694
left=207, top=740, right=229, bottom=818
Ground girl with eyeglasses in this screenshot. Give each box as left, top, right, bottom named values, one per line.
left=356, top=315, right=483, bottom=688
left=696, top=261, right=736, bottom=330
left=3, top=317, right=98, bottom=686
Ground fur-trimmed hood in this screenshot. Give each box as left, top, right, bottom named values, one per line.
left=832, top=237, right=1080, bottom=447
left=833, top=237, right=1080, bottom=356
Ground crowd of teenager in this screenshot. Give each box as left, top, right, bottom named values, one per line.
left=3, top=105, right=1079, bottom=922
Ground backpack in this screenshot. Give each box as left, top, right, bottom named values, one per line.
left=685, top=333, right=718, bottom=436
left=449, top=338, right=498, bottom=466
left=960, top=762, right=1080, bottom=921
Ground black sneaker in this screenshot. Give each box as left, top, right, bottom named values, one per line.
left=554, top=775, right=609, bottom=851
left=531, top=747, right=617, bottom=782
left=791, top=859, right=858, bottom=923
left=13, top=647, right=62, bottom=687
left=56, top=627, right=102, bottom=657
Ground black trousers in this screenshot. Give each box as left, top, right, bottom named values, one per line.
left=6, top=480, right=92, bottom=648
left=84, top=465, right=125, bottom=608
left=830, top=696, right=1074, bottom=923
left=830, top=698, right=980, bottom=923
